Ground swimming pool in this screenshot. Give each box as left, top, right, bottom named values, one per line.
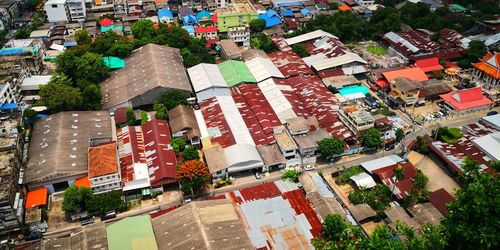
left=338, top=85, right=369, bottom=96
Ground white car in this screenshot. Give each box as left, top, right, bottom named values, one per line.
left=303, top=165, right=315, bottom=171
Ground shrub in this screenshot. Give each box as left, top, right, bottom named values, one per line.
left=336, top=166, right=364, bottom=185
left=281, top=169, right=301, bottom=182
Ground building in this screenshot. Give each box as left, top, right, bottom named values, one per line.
left=194, top=26, right=218, bottom=39
left=0, top=0, right=18, bottom=31
left=218, top=39, right=242, bottom=60
left=440, top=87, right=493, bottom=114
left=390, top=77, right=421, bottom=106
left=25, top=111, right=113, bottom=192
left=88, top=142, right=121, bottom=194
left=106, top=215, right=158, bottom=250
left=0, top=39, right=45, bottom=78
left=44, top=0, right=70, bottom=23
left=256, top=144, right=286, bottom=170
left=215, top=0, right=258, bottom=32
left=0, top=82, right=17, bottom=106
left=375, top=67, right=429, bottom=90
left=152, top=198, right=253, bottom=250
left=26, top=223, right=108, bottom=249
left=217, top=60, right=256, bottom=86
left=67, top=0, right=86, bottom=22
left=167, top=105, right=201, bottom=146
left=100, top=44, right=191, bottom=110
left=227, top=25, right=250, bottom=46
left=471, top=52, right=499, bottom=93
left=20, top=75, right=51, bottom=103
left=258, top=9, right=282, bottom=29
left=187, top=63, right=230, bottom=101
left=117, top=118, right=178, bottom=189
left=274, top=125, right=301, bottom=167
left=245, top=56, right=285, bottom=82
left=355, top=0, right=374, bottom=7
left=339, top=109, right=375, bottom=134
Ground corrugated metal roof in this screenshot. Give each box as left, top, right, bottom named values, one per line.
left=218, top=60, right=257, bottom=87
left=187, top=63, right=228, bottom=93
left=360, top=155, right=404, bottom=173
left=312, top=52, right=367, bottom=71
left=245, top=57, right=285, bottom=82
left=285, top=30, right=337, bottom=45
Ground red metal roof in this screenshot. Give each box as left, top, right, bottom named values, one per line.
left=372, top=162, right=417, bottom=200
left=283, top=190, right=322, bottom=237
left=99, top=18, right=114, bottom=27
left=88, top=142, right=119, bottom=178
left=440, top=87, right=493, bottom=111
left=114, top=107, right=127, bottom=124
left=199, top=97, right=237, bottom=148
left=375, top=79, right=389, bottom=89
left=25, top=188, right=48, bottom=208
left=429, top=188, right=454, bottom=216
left=195, top=26, right=217, bottom=34
left=74, top=176, right=91, bottom=188
left=415, top=57, right=444, bottom=72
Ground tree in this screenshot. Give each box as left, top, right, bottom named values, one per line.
left=75, top=29, right=92, bottom=45
left=23, top=108, right=38, bottom=126
left=281, top=169, right=301, bottom=182
left=107, top=41, right=134, bottom=58
left=26, top=0, right=40, bottom=10
left=15, top=29, right=30, bottom=39
left=313, top=214, right=362, bottom=249
left=62, top=186, right=93, bottom=214
left=415, top=136, right=430, bottom=153
left=182, top=146, right=200, bottom=161
left=125, top=108, right=136, bottom=125
left=140, top=110, right=148, bottom=125
left=75, top=52, right=109, bottom=83
left=39, top=83, right=82, bottom=112
left=250, top=33, right=277, bottom=53
left=158, top=90, right=188, bottom=110
left=81, top=84, right=102, bottom=110
left=442, top=162, right=499, bottom=249
left=317, top=137, right=345, bottom=159
left=87, top=190, right=128, bottom=215
left=292, top=44, right=309, bottom=57
left=56, top=50, right=82, bottom=80
left=176, top=160, right=211, bottom=196
left=393, top=164, right=405, bottom=181
left=48, top=74, right=73, bottom=86
left=322, top=214, right=348, bottom=241
left=153, top=102, right=168, bottom=120
left=131, top=19, right=156, bottom=40
left=362, top=128, right=382, bottom=149
left=249, top=19, right=266, bottom=33
left=369, top=7, right=401, bottom=35
left=91, top=31, right=121, bottom=55
left=490, top=160, right=500, bottom=172
left=395, top=128, right=405, bottom=141
left=170, top=137, right=187, bottom=155
left=467, top=40, right=487, bottom=63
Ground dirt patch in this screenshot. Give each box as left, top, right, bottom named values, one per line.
left=323, top=174, right=354, bottom=206
left=362, top=221, right=385, bottom=236
left=46, top=193, right=79, bottom=231
left=414, top=155, right=459, bottom=195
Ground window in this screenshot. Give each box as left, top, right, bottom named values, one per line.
left=52, top=4, right=57, bottom=8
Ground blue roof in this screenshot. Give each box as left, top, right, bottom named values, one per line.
left=158, top=8, right=173, bottom=19
left=281, top=9, right=294, bottom=17
left=182, top=25, right=195, bottom=35
left=265, top=9, right=277, bottom=18
left=0, top=103, right=17, bottom=110
left=300, top=8, right=311, bottom=15
left=258, top=12, right=283, bottom=28
left=182, top=14, right=198, bottom=25
left=64, top=41, right=77, bottom=47
left=0, top=48, right=24, bottom=56
left=196, top=10, right=211, bottom=21
left=280, top=2, right=303, bottom=7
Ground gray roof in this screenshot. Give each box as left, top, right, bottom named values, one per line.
left=167, top=105, right=200, bottom=139
left=26, top=111, right=112, bottom=185
left=256, top=144, right=286, bottom=167
left=203, top=144, right=229, bottom=174
left=26, top=223, right=108, bottom=250
left=219, top=40, right=242, bottom=60
left=242, top=49, right=268, bottom=61
left=293, top=129, right=330, bottom=150
left=299, top=172, right=345, bottom=220
left=393, top=77, right=420, bottom=93
left=100, top=44, right=191, bottom=110
left=348, top=204, right=376, bottom=222
left=152, top=199, right=253, bottom=250
left=408, top=203, right=443, bottom=226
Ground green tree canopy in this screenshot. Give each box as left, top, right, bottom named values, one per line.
left=362, top=128, right=382, bottom=148
left=170, top=137, right=187, bottom=155
left=250, top=33, right=277, bottom=53
left=176, top=160, right=211, bottom=196
left=62, top=186, right=93, bottom=214
left=158, top=90, right=188, bottom=110
left=81, top=84, right=102, bottom=110
left=87, top=190, right=128, bottom=215
left=75, top=52, right=109, bottom=83
left=153, top=102, right=168, bottom=120
left=131, top=19, right=157, bottom=40
left=292, top=44, right=309, bottom=57
left=281, top=169, right=301, bottom=183
left=249, top=19, right=266, bottom=33
left=39, top=83, right=83, bottom=112
left=75, top=29, right=92, bottom=45
left=182, top=146, right=200, bottom=161
left=126, top=108, right=136, bottom=125
left=317, top=137, right=345, bottom=159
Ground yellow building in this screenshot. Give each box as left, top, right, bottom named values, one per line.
left=215, top=0, right=258, bottom=32
left=390, top=77, right=421, bottom=106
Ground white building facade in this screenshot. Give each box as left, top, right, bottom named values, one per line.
left=44, top=0, right=70, bottom=23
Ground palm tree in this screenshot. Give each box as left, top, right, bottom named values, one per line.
left=393, top=165, right=405, bottom=181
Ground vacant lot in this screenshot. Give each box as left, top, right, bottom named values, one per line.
left=47, top=192, right=79, bottom=231
left=408, top=151, right=459, bottom=195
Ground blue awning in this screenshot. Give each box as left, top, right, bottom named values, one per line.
left=0, top=103, right=18, bottom=110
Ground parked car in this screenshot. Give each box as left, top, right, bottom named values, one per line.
left=80, top=217, right=94, bottom=226
left=303, top=165, right=315, bottom=171
left=100, top=211, right=116, bottom=221
left=487, top=111, right=498, bottom=116
left=255, top=172, right=261, bottom=179
left=25, top=231, right=43, bottom=241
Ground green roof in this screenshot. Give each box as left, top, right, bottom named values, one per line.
left=106, top=215, right=158, bottom=250
left=218, top=60, right=257, bottom=87
left=101, top=25, right=124, bottom=33
left=104, top=56, right=125, bottom=69
left=451, top=4, right=468, bottom=11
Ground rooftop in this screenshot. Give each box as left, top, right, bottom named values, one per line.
left=256, top=144, right=286, bottom=166
left=30, top=223, right=108, bottom=250
left=274, top=126, right=298, bottom=151
left=218, top=60, right=257, bottom=87
left=382, top=67, right=428, bottom=83
left=88, top=142, right=119, bottom=178
left=440, top=87, right=493, bottom=111
left=472, top=52, right=499, bottom=79
left=293, top=129, right=330, bottom=150
left=214, top=1, right=257, bottom=15
left=25, top=188, right=48, bottom=209
left=167, top=105, right=200, bottom=140
left=106, top=215, right=157, bottom=250
left=26, top=112, right=112, bottom=185
left=360, top=155, right=404, bottom=173
left=100, top=44, right=190, bottom=110
left=245, top=57, right=284, bottom=82
left=218, top=40, right=242, bottom=60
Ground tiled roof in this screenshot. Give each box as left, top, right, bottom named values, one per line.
left=88, top=142, right=119, bottom=178
left=415, top=57, right=444, bottom=72
left=25, top=188, right=48, bottom=208
left=440, top=87, right=493, bottom=111
left=472, top=52, right=500, bottom=79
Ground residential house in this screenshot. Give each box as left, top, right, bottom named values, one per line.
left=300, top=8, right=312, bottom=19
left=471, top=52, right=499, bottom=97
left=355, top=0, right=374, bottom=7
left=0, top=82, right=18, bottom=106
left=88, top=142, right=122, bottom=194
left=256, top=144, right=286, bottom=171
left=113, top=0, right=128, bottom=17
left=183, top=0, right=203, bottom=10
left=195, top=26, right=218, bottom=39
left=258, top=9, right=282, bottom=29
left=20, top=75, right=51, bottom=103
left=100, top=44, right=191, bottom=111
left=158, top=8, right=174, bottom=23
left=274, top=125, right=301, bottom=167
left=215, top=0, right=258, bottom=32
left=167, top=105, right=201, bottom=146
left=338, top=109, right=375, bottom=135
left=227, top=25, right=250, bottom=46
left=440, top=87, right=493, bottom=114
left=117, top=118, right=178, bottom=189
left=391, top=77, right=421, bottom=106
left=292, top=127, right=330, bottom=164
left=67, top=0, right=86, bottom=22
left=44, top=0, right=70, bottom=23
left=25, top=111, right=113, bottom=193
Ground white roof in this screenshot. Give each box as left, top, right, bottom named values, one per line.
left=361, top=155, right=404, bottom=173
left=217, top=96, right=255, bottom=145
left=223, top=144, right=263, bottom=173
left=311, top=52, right=367, bottom=71
left=245, top=57, right=284, bottom=82
left=187, top=63, right=228, bottom=93
left=21, top=75, right=52, bottom=91
left=49, top=43, right=65, bottom=51
left=284, top=30, right=337, bottom=46
left=473, top=132, right=500, bottom=161
left=302, top=54, right=327, bottom=67
left=350, top=172, right=377, bottom=189
left=45, top=0, right=66, bottom=5
left=194, top=109, right=210, bottom=139
left=30, top=30, right=50, bottom=38
left=384, top=32, right=420, bottom=53
left=257, top=79, right=297, bottom=123
left=481, top=114, right=500, bottom=129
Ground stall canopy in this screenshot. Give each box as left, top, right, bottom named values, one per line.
left=25, top=188, right=48, bottom=208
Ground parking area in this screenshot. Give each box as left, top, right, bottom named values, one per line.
left=407, top=151, right=459, bottom=195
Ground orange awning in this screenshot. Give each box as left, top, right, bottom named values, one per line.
left=338, top=5, right=352, bottom=11
left=25, top=188, right=48, bottom=208
left=74, top=176, right=91, bottom=188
